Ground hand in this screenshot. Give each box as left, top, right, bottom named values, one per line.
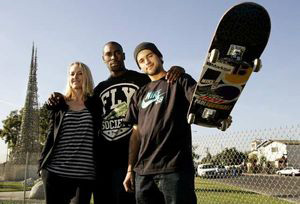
left=218, top=115, right=232, bottom=131
left=123, top=171, right=135, bottom=193
left=47, top=92, right=64, bottom=108
left=165, top=66, right=185, bottom=83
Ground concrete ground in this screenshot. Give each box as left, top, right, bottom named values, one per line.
left=0, top=191, right=44, bottom=203
left=0, top=191, right=29, bottom=200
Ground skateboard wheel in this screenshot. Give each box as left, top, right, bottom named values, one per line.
left=209, top=49, right=220, bottom=63
left=220, top=121, right=227, bottom=131
left=253, top=58, right=262, bottom=72
left=188, top=113, right=195, bottom=124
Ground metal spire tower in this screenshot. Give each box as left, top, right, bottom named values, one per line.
left=12, top=43, right=41, bottom=164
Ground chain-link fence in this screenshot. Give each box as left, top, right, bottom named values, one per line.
left=0, top=124, right=299, bottom=203
left=193, top=124, right=300, bottom=203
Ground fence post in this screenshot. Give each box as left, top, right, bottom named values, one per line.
left=23, top=152, right=29, bottom=204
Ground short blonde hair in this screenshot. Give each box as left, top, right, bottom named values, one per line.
left=65, top=61, right=94, bottom=101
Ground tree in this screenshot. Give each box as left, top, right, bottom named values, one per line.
left=38, top=103, right=50, bottom=145
left=248, top=154, right=258, bottom=165
left=192, top=145, right=200, bottom=161
left=248, top=154, right=258, bottom=173
left=259, top=156, right=267, bottom=166
left=0, top=103, right=50, bottom=154
left=0, top=110, right=22, bottom=149
left=214, top=147, right=247, bottom=166
left=200, top=151, right=213, bottom=164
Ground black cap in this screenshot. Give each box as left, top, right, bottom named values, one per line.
left=134, top=42, right=163, bottom=69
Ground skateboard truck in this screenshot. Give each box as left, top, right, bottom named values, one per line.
left=232, top=49, right=242, bottom=61
left=227, top=44, right=246, bottom=61
left=202, top=108, right=216, bottom=119
left=187, top=109, right=217, bottom=124
left=227, top=44, right=263, bottom=72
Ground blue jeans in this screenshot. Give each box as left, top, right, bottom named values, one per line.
left=94, top=167, right=135, bottom=204
left=135, top=171, right=197, bottom=204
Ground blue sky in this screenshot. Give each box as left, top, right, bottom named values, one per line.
left=0, top=0, right=299, bottom=162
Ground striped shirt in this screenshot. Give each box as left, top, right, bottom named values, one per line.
left=46, top=108, right=96, bottom=180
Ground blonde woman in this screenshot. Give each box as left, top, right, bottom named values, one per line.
left=38, top=62, right=101, bottom=204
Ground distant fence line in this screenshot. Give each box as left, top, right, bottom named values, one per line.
left=192, top=124, right=300, bottom=161
left=193, top=124, right=300, bottom=203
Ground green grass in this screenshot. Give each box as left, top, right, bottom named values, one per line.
left=0, top=202, right=43, bottom=204
left=0, top=181, right=31, bottom=192
left=195, top=177, right=292, bottom=204
left=0, top=179, right=293, bottom=204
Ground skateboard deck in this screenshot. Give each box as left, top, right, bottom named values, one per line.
left=187, top=2, right=271, bottom=128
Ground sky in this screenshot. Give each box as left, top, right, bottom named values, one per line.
left=0, top=0, right=299, bottom=163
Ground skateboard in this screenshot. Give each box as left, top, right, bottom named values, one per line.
left=187, top=2, right=271, bottom=128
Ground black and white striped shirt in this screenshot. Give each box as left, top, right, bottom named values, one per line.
left=46, top=108, right=96, bottom=180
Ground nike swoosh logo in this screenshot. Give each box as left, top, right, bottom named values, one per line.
left=141, top=98, right=157, bottom=109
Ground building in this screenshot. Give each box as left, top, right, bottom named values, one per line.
left=249, top=140, right=300, bottom=168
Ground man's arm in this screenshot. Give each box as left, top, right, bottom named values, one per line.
left=123, top=125, right=140, bottom=192
left=46, top=92, right=66, bottom=110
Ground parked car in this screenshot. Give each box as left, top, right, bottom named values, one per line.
left=276, top=167, right=300, bottom=176
left=197, top=163, right=227, bottom=178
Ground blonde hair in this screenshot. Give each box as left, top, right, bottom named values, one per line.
left=65, top=61, right=94, bottom=101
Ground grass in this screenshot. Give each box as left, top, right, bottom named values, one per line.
left=195, top=177, right=292, bottom=204
left=0, top=202, right=43, bottom=204
left=0, top=179, right=294, bottom=204
left=0, top=181, right=31, bottom=192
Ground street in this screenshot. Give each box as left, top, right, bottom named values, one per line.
left=215, top=174, right=300, bottom=203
